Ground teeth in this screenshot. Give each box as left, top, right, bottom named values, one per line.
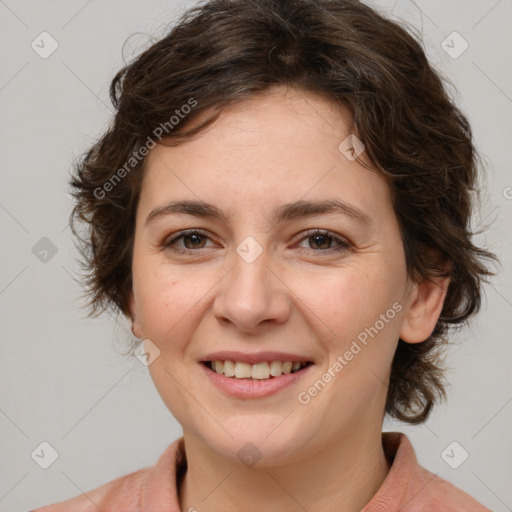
left=252, top=362, right=270, bottom=379
left=208, top=360, right=309, bottom=379
left=234, top=362, right=252, bottom=378
left=223, top=360, right=235, bottom=377
left=269, top=360, right=283, bottom=377
left=282, top=361, right=293, bottom=374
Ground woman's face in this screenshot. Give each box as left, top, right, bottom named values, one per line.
left=129, top=86, right=421, bottom=465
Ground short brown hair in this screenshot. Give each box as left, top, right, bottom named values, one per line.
left=68, top=0, right=498, bottom=424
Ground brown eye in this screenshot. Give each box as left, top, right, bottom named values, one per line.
left=181, top=233, right=207, bottom=249
left=163, top=229, right=213, bottom=253
left=308, top=233, right=333, bottom=250
left=297, top=230, right=350, bottom=253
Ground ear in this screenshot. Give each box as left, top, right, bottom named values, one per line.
left=399, top=272, right=451, bottom=344
left=128, top=292, right=144, bottom=339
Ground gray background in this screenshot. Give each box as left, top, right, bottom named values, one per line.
left=0, top=1, right=510, bottom=511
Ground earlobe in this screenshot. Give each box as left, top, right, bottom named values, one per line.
left=399, top=274, right=450, bottom=344
left=131, top=320, right=143, bottom=339
left=128, top=292, right=143, bottom=339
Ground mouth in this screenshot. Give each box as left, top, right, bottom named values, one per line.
left=199, top=358, right=315, bottom=399
left=200, top=360, right=314, bottom=380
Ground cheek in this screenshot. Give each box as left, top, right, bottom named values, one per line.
left=302, top=265, right=396, bottom=345
left=308, top=268, right=402, bottom=394
left=133, top=261, right=225, bottom=354
left=133, top=265, right=192, bottom=345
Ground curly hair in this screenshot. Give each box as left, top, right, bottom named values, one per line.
left=68, top=0, right=498, bottom=424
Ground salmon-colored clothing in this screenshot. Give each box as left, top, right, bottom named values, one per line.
left=32, top=432, right=491, bottom=511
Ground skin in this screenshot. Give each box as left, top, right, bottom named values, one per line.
left=129, top=85, right=450, bottom=512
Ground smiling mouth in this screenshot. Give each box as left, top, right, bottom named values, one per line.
left=201, top=360, right=314, bottom=380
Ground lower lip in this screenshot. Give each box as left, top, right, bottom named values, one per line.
left=200, top=362, right=314, bottom=399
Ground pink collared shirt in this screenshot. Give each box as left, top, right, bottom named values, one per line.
left=32, top=432, right=491, bottom=511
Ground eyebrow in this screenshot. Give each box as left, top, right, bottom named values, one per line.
left=145, top=199, right=373, bottom=227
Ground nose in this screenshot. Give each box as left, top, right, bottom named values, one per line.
left=212, top=247, right=291, bottom=334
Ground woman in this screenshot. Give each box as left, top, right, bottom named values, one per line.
left=33, top=0, right=498, bottom=510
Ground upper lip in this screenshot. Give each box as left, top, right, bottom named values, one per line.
left=199, top=351, right=314, bottom=364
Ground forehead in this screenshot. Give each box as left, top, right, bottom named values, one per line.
left=138, top=86, right=392, bottom=225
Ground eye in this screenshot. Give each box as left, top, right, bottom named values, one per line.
left=295, top=229, right=350, bottom=253
left=162, top=229, right=214, bottom=254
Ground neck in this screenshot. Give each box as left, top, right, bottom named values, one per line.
left=178, top=426, right=390, bottom=512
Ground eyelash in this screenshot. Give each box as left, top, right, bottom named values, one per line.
left=162, top=228, right=351, bottom=255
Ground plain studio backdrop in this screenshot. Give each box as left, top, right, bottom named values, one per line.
left=0, top=1, right=511, bottom=511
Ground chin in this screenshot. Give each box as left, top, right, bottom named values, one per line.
left=193, top=415, right=321, bottom=468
